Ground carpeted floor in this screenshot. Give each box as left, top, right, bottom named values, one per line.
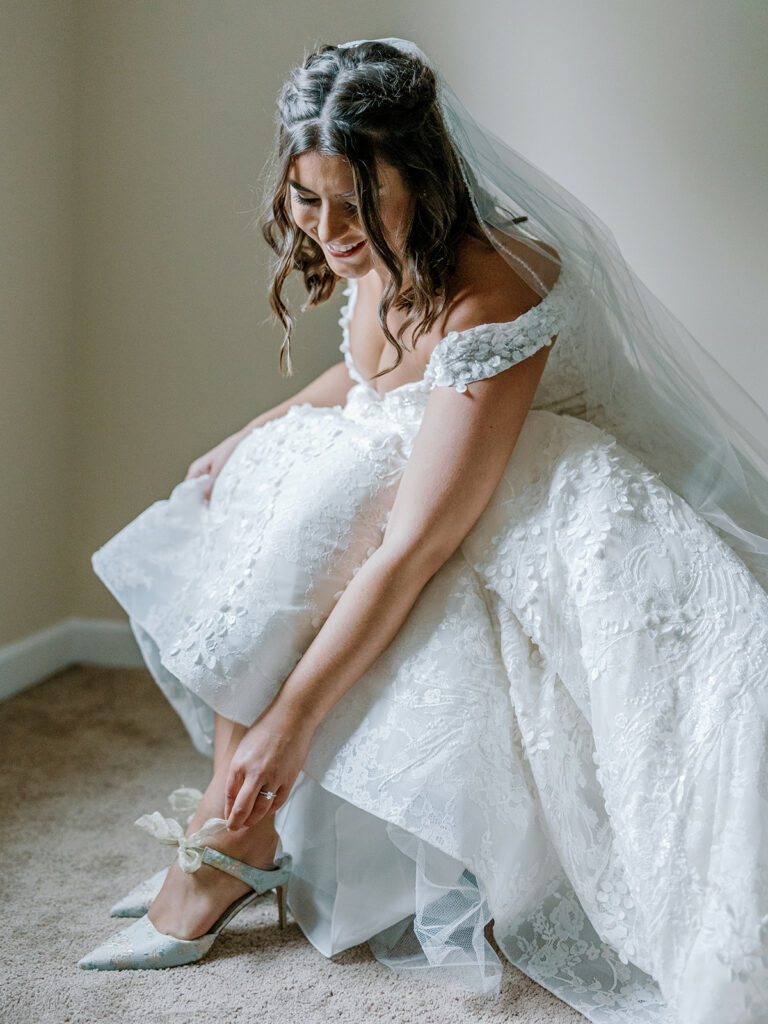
left=0, top=664, right=586, bottom=1024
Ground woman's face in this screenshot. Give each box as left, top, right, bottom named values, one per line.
left=288, top=150, right=414, bottom=278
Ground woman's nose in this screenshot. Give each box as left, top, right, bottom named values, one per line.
left=316, top=202, right=350, bottom=244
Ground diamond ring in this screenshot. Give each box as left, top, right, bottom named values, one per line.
left=259, top=789, right=277, bottom=800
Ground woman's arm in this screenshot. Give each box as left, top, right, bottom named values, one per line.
left=186, top=360, right=356, bottom=500
left=224, top=341, right=552, bottom=829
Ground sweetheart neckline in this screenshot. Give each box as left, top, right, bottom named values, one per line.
left=339, top=263, right=570, bottom=400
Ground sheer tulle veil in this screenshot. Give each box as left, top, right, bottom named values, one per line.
left=339, top=37, right=768, bottom=593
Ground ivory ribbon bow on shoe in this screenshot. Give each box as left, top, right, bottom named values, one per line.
left=134, top=811, right=228, bottom=873
left=167, top=786, right=204, bottom=825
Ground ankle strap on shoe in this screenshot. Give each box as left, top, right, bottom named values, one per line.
left=135, top=809, right=291, bottom=888
left=202, top=847, right=290, bottom=893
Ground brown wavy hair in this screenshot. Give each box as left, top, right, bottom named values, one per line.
left=261, top=40, right=490, bottom=379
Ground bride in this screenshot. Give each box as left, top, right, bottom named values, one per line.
left=79, top=38, right=768, bottom=1024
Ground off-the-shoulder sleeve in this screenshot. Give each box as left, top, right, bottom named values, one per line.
left=423, top=264, right=582, bottom=393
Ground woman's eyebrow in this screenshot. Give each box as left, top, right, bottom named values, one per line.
left=288, top=179, right=356, bottom=198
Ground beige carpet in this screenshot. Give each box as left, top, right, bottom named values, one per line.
left=0, top=664, right=586, bottom=1024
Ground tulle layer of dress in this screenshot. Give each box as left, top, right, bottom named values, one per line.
left=93, top=387, right=768, bottom=1024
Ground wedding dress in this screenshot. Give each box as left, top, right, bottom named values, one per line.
left=92, top=253, right=768, bottom=1023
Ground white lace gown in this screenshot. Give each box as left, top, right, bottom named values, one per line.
left=92, top=263, right=768, bottom=1024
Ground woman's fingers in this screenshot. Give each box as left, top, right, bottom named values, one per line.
left=224, top=765, right=245, bottom=820
left=227, top=780, right=255, bottom=830
left=240, top=778, right=293, bottom=828
left=203, top=466, right=223, bottom=502
left=223, top=708, right=308, bottom=828
left=270, top=788, right=289, bottom=813
left=185, top=460, right=210, bottom=481
left=228, top=775, right=282, bottom=830
left=227, top=772, right=271, bottom=830
left=242, top=787, right=281, bottom=828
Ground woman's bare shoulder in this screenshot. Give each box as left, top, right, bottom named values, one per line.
left=439, top=233, right=560, bottom=337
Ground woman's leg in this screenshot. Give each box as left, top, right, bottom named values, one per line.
left=148, top=711, right=281, bottom=940
left=213, top=711, right=239, bottom=776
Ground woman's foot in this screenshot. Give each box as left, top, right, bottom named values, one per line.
left=146, top=774, right=280, bottom=940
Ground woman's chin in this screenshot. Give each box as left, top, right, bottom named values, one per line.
left=327, top=255, right=372, bottom=277
left=324, top=239, right=370, bottom=271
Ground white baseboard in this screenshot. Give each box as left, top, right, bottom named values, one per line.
left=0, top=618, right=143, bottom=702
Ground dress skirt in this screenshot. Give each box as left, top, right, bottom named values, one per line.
left=92, top=386, right=768, bottom=1024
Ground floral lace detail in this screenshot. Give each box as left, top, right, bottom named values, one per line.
left=423, top=264, right=582, bottom=392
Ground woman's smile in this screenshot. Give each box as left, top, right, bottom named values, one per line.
left=326, top=239, right=367, bottom=258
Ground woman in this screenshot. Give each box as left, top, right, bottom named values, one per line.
left=79, top=38, right=768, bottom=1024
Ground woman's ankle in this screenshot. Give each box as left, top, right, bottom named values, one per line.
left=216, top=821, right=279, bottom=871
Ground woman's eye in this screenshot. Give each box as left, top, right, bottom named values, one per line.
left=290, top=190, right=357, bottom=214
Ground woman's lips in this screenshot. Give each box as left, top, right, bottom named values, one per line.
left=326, top=240, right=367, bottom=258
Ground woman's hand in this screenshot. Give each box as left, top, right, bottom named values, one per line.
left=184, top=425, right=252, bottom=503
left=224, top=701, right=317, bottom=830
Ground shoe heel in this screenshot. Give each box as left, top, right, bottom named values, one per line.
left=276, top=885, right=286, bottom=930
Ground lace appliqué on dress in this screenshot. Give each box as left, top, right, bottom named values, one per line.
left=423, top=264, right=584, bottom=392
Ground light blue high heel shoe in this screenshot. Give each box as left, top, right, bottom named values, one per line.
left=79, top=806, right=290, bottom=970
left=109, top=787, right=202, bottom=918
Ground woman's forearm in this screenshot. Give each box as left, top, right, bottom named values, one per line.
left=224, top=542, right=441, bottom=828
left=274, top=543, right=442, bottom=731
left=247, top=361, right=356, bottom=431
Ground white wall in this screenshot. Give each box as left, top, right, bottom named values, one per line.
left=0, top=1, right=76, bottom=645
